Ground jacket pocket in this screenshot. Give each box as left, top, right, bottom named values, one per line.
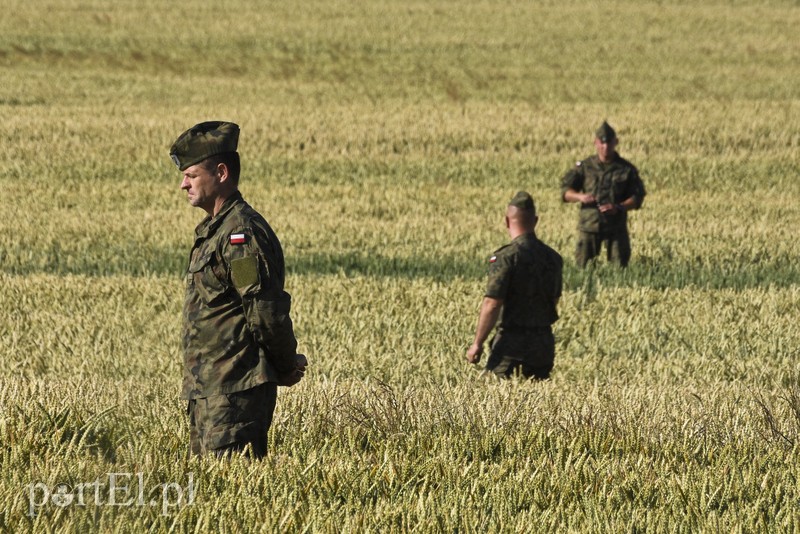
left=189, top=251, right=228, bottom=304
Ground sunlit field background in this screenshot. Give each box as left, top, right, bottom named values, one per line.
left=1, top=0, right=799, bottom=531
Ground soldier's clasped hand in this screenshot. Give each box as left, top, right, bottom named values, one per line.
left=277, top=353, right=308, bottom=387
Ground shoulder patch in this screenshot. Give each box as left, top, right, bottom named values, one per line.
left=230, top=233, right=247, bottom=245
left=576, top=161, right=582, bottom=166
left=489, top=255, right=497, bottom=263
left=231, top=256, right=259, bottom=289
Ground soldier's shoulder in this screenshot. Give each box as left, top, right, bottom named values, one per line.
left=570, top=155, right=594, bottom=168
left=216, top=212, right=270, bottom=255
left=492, top=243, right=514, bottom=256
left=615, top=155, right=640, bottom=173
left=573, top=155, right=601, bottom=173
left=219, top=213, right=254, bottom=239
left=534, top=238, right=563, bottom=265
left=489, top=243, right=514, bottom=264
left=546, top=243, right=564, bottom=265
left=225, top=202, right=273, bottom=234
left=227, top=198, right=264, bottom=223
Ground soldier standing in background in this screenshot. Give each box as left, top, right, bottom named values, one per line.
left=561, top=121, right=646, bottom=267
left=466, top=192, right=563, bottom=379
left=171, top=121, right=306, bottom=458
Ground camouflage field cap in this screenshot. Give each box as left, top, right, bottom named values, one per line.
left=595, top=121, right=616, bottom=143
left=170, top=121, right=240, bottom=171
left=509, top=191, right=536, bottom=214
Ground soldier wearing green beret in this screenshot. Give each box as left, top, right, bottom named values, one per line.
left=466, top=192, right=563, bottom=379
left=171, top=121, right=307, bottom=458
left=561, top=121, right=646, bottom=267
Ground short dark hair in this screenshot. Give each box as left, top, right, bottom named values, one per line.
left=202, top=152, right=240, bottom=185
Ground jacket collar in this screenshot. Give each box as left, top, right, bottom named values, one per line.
left=511, top=232, right=538, bottom=245
left=194, top=191, right=243, bottom=238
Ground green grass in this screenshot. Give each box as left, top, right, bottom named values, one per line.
left=1, top=0, right=800, bottom=531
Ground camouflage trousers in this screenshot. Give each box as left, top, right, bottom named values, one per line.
left=486, top=328, right=555, bottom=380
left=575, top=229, right=631, bottom=267
left=187, top=382, right=277, bottom=459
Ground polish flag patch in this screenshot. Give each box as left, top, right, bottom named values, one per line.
left=489, top=255, right=497, bottom=263
left=230, top=233, right=246, bottom=245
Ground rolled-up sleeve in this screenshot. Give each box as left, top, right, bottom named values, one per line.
left=485, top=254, right=512, bottom=300
left=628, top=169, right=646, bottom=208
left=561, top=163, right=585, bottom=200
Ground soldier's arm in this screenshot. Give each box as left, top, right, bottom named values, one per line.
left=466, top=251, right=511, bottom=364
left=224, top=228, right=299, bottom=377
left=561, top=163, right=594, bottom=204
left=600, top=167, right=645, bottom=214
left=564, top=188, right=596, bottom=205
left=553, top=256, right=563, bottom=309
left=250, top=288, right=299, bottom=376
left=620, top=167, right=646, bottom=210
left=466, top=297, right=503, bottom=364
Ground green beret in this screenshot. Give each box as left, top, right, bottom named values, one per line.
left=595, top=121, right=616, bottom=143
left=509, top=191, right=536, bottom=214
left=169, top=121, right=239, bottom=171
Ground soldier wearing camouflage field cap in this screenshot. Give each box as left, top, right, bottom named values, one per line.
left=561, top=121, right=646, bottom=267
left=172, top=121, right=307, bottom=458
left=466, top=192, right=563, bottom=379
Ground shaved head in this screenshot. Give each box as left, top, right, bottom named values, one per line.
left=506, top=204, right=537, bottom=230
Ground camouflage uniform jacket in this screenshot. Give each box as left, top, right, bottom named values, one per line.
left=182, top=192, right=298, bottom=400
left=485, top=233, right=563, bottom=332
left=560, top=153, right=646, bottom=234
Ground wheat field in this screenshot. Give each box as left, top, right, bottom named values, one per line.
left=1, top=0, right=800, bottom=531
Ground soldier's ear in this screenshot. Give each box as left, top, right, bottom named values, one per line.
left=216, top=162, right=230, bottom=183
